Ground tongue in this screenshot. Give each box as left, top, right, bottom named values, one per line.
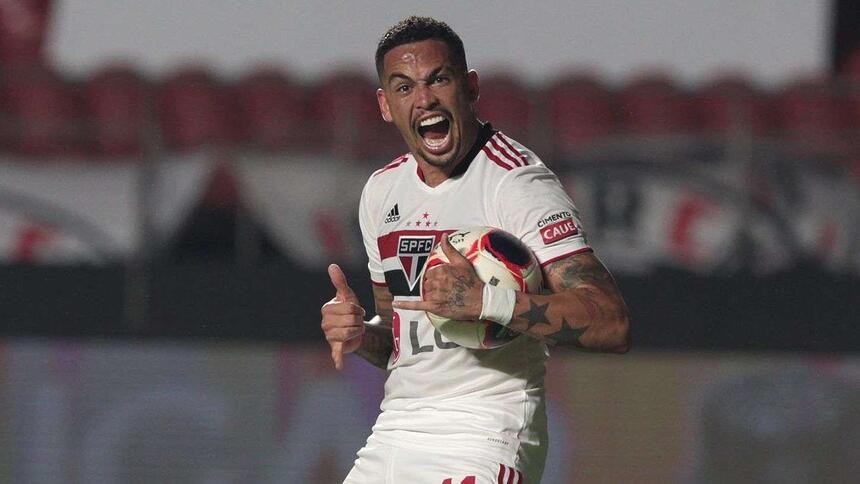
left=422, top=121, right=449, bottom=140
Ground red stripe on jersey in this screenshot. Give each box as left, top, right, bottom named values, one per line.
left=497, top=464, right=506, bottom=484
left=515, top=469, right=523, bottom=484
left=497, top=133, right=529, bottom=165
left=489, top=136, right=523, bottom=167
left=372, top=154, right=409, bottom=176
left=539, top=247, right=593, bottom=267
left=506, top=466, right=516, bottom=484
left=482, top=146, right=514, bottom=170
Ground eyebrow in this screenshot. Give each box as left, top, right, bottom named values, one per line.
left=386, top=65, right=451, bottom=86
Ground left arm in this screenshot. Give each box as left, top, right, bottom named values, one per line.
left=507, top=251, right=630, bottom=352
left=394, top=238, right=630, bottom=353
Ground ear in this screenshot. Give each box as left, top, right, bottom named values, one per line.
left=377, top=88, right=393, bottom=122
left=466, top=69, right=480, bottom=103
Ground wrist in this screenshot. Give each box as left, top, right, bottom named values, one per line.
left=479, top=284, right=517, bottom=326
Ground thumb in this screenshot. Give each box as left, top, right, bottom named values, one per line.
left=328, top=263, right=357, bottom=302
left=440, top=235, right=469, bottom=266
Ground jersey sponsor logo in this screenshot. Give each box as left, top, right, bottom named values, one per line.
left=537, top=210, right=573, bottom=228
left=397, top=235, right=435, bottom=290
left=384, top=203, right=401, bottom=223
left=540, top=217, right=578, bottom=244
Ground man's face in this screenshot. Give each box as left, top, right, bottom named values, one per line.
left=377, top=39, right=480, bottom=169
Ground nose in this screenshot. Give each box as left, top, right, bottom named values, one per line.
left=414, top=82, right=438, bottom=109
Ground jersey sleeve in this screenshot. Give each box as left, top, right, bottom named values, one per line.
left=493, top=165, right=591, bottom=266
left=358, top=180, right=387, bottom=285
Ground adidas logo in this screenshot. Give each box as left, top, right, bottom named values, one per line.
left=384, top=204, right=401, bottom=223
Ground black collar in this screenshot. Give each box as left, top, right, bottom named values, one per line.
left=449, top=122, right=495, bottom=178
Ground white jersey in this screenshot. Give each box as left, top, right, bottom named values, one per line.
left=358, top=124, right=590, bottom=481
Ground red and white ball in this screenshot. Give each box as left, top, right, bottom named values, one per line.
left=422, top=227, right=543, bottom=349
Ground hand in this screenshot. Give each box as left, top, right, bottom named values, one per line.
left=320, top=264, right=366, bottom=370
left=393, top=236, right=483, bottom=321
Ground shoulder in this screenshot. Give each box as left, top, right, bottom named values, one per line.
left=361, top=153, right=411, bottom=209
left=478, top=131, right=558, bottom=187
left=370, top=153, right=411, bottom=179
left=364, top=153, right=411, bottom=193
left=478, top=131, right=555, bottom=187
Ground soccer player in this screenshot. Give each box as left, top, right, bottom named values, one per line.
left=320, top=16, right=630, bottom=483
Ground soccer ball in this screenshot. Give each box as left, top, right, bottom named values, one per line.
left=422, top=227, right=543, bottom=349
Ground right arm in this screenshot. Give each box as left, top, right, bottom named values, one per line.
left=353, top=285, right=395, bottom=369
left=320, top=265, right=394, bottom=370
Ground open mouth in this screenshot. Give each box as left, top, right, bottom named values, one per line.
left=417, top=115, right=451, bottom=150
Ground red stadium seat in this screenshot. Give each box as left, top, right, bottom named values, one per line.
left=158, top=68, right=233, bottom=151
left=308, top=70, right=402, bottom=160
left=618, top=73, right=693, bottom=135
left=84, top=65, right=149, bottom=158
left=774, top=78, right=842, bottom=140
left=695, top=75, right=772, bottom=135
left=0, top=0, right=51, bottom=67
left=234, top=68, right=309, bottom=152
left=0, top=67, right=80, bottom=157
left=475, top=73, right=533, bottom=144
left=544, top=73, right=614, bottom=154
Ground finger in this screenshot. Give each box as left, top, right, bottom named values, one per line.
left=324, top=326, right=365, bottom=343
left=331, top=342, right=343, bottom=370
left=440, top=236, right=469, bottom=266
left=392, top=300, right=434, bottom=311
left=322, top=300, right=366, bottom=317
left=328, top=264, right=357, bottom=302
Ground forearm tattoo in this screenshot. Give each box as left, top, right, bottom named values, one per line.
left=509, top=253, right=628, bottom=351
left=516, top=300, right=551, bottom=330
left=546, top=317, right=588, bottom=348
left=355, top=323, right=393, bottom=370
left=545, top=254, right=615, bottom=291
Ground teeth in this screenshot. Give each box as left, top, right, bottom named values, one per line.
left=419, top=115, right=445, bottom=127
left=425, top=136, right=447, bottom=148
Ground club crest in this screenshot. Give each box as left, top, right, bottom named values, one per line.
left=396, top=235, right=435, bottom=290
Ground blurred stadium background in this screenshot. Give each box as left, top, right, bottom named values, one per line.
left=1, top=1, right=859, bottom=482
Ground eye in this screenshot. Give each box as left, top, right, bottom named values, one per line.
left=432, top=75, right=449, bottom=85
left=396, top=84, right=411, bottom=93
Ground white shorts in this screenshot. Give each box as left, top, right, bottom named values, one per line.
left=343, top=435, right=526, bottom=484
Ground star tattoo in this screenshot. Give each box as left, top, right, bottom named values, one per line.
left=517, top=300, right=551, bottom=330
left=547, top=318, right=588, bottom=347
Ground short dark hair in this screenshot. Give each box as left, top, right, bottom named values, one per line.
left=375, top=16, right=467, bottom=81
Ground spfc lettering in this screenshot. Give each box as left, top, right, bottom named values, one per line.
left=540, top=218, right=578, bottom=244
left=397, top=235, right=435, bottom=290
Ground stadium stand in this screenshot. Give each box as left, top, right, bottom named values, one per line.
left=308, top=69, right=402, bottom=160
left=774, top=77, right=845, bottom=151
left=474, top=73, right=534, bottom=145
left=1, top=66, right=80, bottom=156
left=694, top=75, right=772, bottom=136
left=233, top=68, right=310, bottom=153
left=617, top=73, right=693, bottom=136
left=543, top=73, right=614, bottom=156
left=83, top=65, right=149, bottom=158
left=158, top=67, right=233, bottom=152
